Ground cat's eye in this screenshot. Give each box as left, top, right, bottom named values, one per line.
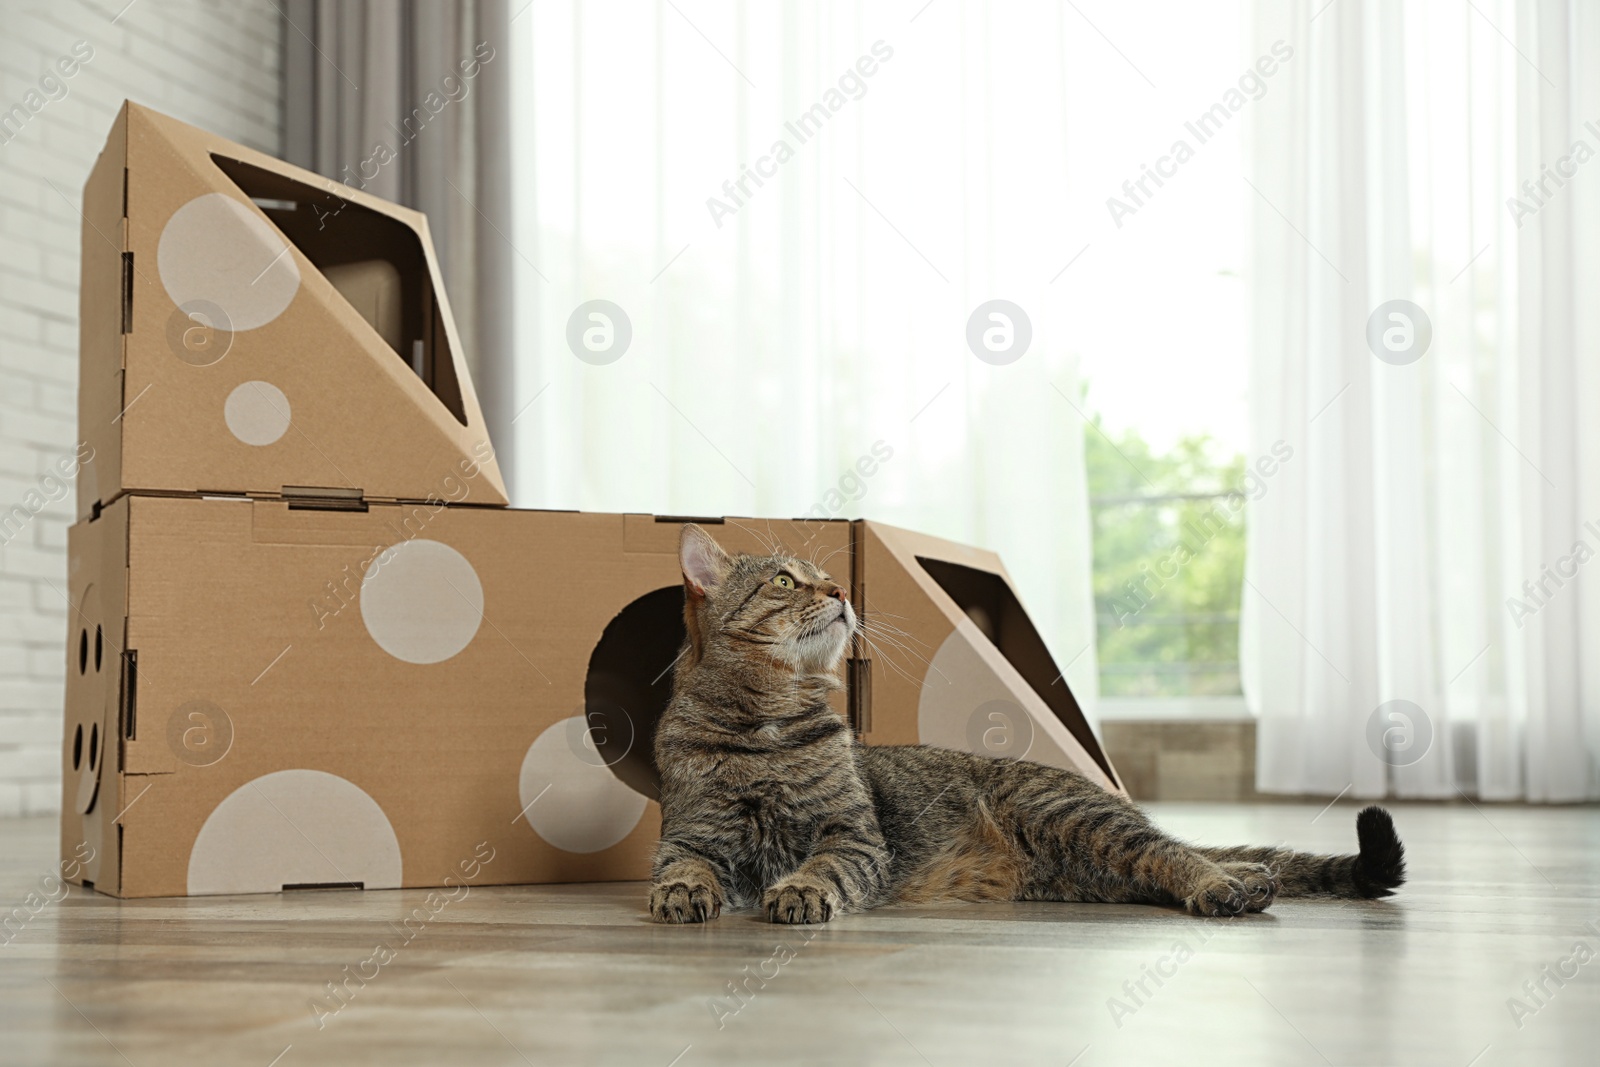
left=772, top=573, right=796, bottom=589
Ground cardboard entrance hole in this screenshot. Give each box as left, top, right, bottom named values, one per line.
left=584, top=586, right=686, bottom=801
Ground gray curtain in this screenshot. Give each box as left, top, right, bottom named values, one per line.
left=280, top=0, right=516, bottom=455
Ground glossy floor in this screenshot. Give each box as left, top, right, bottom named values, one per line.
left=2, top=802, right=1597, bottom=1066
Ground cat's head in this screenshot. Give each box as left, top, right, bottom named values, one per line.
left=677, top=524, right=856, bottom=674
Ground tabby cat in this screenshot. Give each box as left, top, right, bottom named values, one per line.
left=648, top=524, right=1405, bottom=924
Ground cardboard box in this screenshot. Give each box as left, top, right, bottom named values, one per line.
left=75, top=101, right=506, bottom=520
left=60, top=498, right=850, bottom=896
left=62, top=103, right=1119, bottom=898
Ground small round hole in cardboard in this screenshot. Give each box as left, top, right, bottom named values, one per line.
left=583, top=585, right=686, bottom=801
left=78, top=629, right=87, bottom=675
left=73, top=723, right=83, bottom=771
left=95, top=625, right=103, bottom=672
left=88, top=722, right=99, bottom=773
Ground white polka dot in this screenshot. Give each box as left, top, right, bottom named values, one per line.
left=360, top=540, right=483, bottom=664
left=519, top=717, right=648, bottom=854
left=157, top=193, right=300, bottom=331
left=920, top=622, right=1008, bottom=748
left=921, top=620, right=1043, bottom=764
left=916, top=617, right=1072, bottom=769
left=187, top=770, right=402, bottom=895
left=224, top=381, right=291, bottom=445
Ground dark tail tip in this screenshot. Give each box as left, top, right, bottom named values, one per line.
left=1353, top=805, right=1406, bottom=897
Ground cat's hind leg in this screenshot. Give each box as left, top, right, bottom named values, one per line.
left=1213, top=861, right=1280, bottom=912
left=1196, top=806, right=1405, bottom=899
left=993, top=766, right=1271, bottom=917
left=1133, top=845, right=1261, bottom=917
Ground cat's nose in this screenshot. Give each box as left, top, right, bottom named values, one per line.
left=825, top=585, right=849, bottom=602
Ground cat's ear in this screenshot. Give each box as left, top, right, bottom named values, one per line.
left=680, top=524, right=731, bottom=599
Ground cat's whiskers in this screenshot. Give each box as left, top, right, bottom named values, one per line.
left=859, top=624, right=930, bottom=658
left=860, top=610, right=928, bottom=638
left=855, top=630, right=927, bottom=689
left=854, top=610, right=927, bottom=639
left=856, top=618, right=943, bottom=675
left=856, top=619, right=931, bottom=665
left=814, top=542, right=851, bottom=572
left=855, top=626, right=916, bottom=670
left=725, top=518, right=785, bottom=559
left=856, top=618, right=952, bottom=686
left=856, top=612, right=930, bottom=646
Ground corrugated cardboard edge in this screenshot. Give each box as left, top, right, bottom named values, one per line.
left=75, top=101, right=128, bottom=523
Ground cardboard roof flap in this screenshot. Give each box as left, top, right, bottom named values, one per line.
left=914, top=554, right=1117, bottom=785
left=76, top=101, right=507, bottom=522
left=859, top=520, right=1120, bottom=794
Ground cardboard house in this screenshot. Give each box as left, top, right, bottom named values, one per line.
left=61, top=103, right=1120, bottom=898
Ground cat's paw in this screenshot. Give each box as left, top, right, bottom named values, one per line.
left=762, top=878, right=839, bottom=924
left=649, top=879, right=723, bottom=924
left=1184, top=874, right=1251, bottom=917
left=1218, top=862, right=1279, bottom=912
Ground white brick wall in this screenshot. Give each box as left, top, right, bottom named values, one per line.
left=0, top=1, right=282, bottom=816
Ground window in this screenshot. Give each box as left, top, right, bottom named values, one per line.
left=1060, top=1, right=1251, bottom=710
left=1086, top=430, right=1246, bottom=701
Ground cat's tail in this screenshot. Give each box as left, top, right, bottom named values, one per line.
left=1194, top=806, right=1406, bottom=899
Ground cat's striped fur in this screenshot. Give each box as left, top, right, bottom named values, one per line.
left=649, top=525, right=1405, bottom=924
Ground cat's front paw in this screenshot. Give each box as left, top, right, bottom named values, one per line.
left=762, top=878, right=839, bottom=924
left=650, top=879, right=723, bottom=924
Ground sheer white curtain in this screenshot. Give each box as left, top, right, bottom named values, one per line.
left=495, top=2, right=1100, bottom=709
left=282, top=0, right=516, bottom=389
left=1244, top=0, right=1600, bottom=801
